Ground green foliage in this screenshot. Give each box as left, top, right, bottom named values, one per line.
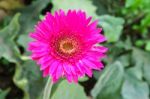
left=51, top=80, right=87, bottom=99
left=0, top=13, right=20, bottom=62
left=123, top=0, right=150, bottom=51
left=0, top=89, right=10, bottom=99
left=17, top=0, right=50, bottom=52
left=52, top=0, right=97, bottom=18
left=132, top=48, right=150, bottom=84
left=13, top=64, right=30, bottom=99
left=121, top=63, right=149, bottom=99
left=0, top=0, right=150, bottom=99
left=99, top=15, right=124, bottom=42
left=121, top=77, right=149, bottom=99
left=91, top=61, right=124, bottom=99
left=120, top=48, right=150, bottom=99
left=21, top=61, right=45, bottom=99
left=145, top=40, right=150, bottom=51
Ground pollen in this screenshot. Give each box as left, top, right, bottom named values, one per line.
left=59, top=38, right=77, bottom=55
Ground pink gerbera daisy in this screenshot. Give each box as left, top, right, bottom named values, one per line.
left=28, top=9, right=107, bottom=83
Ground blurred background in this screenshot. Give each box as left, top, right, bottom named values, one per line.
left=0, top=0, right=150, bottom=99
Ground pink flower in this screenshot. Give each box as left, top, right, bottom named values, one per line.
left=28, top=10, right=107, bottom=83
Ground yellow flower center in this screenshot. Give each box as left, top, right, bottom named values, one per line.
left=59, top=38, right=77, bottom=55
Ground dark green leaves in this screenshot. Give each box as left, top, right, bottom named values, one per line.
left=0, top=13, right=20, bottom=62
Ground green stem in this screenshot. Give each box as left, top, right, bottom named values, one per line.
left=43, top=77, right=53, bottom=99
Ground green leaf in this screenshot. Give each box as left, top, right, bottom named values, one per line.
left=51, top=0, right=97, bottom=18
left=124, top=36, right=133, bottom=50
left=99, top=15, right=125, bottom=42
left=39, top=15, right=45, bottom=20
left=51, top=80, right=87, bottom=99
left=91, top=61, right=124, bottom=99
left=106, top=41, right=126, bottom=64
left=22, top=61, right=45, bottom=99
left=13, top=60, right=45, bottom=99
left=17, top=34, right=32, bottom=49
left=135, top=40, right=145, bottom=47
left=93, top=71, right=103, bottom=80
left=125, top=0, right=150, bottom=12
left=0, top=88, right=10, bottom=99
left=93, top=0, right=122, bottom=15
left=132, top=48, right=150, bottom=84
left=125, top=0, right=141, bottom=8
left=13, top=64, right=30, bottom=99
left=117, top=54, right=131, bottom=67
left=0, top=13, right=20, bottom=62
left=143, top=62, right=150, bottom=85
left=121, top=80, right=149, bottom=99
left=126, top=65, right=143, bottom=81
left=134, top=13, right=150, bottom=35
left=92, top=0, right=108, bottom=15
left=141, top=14, right=150, bottom=29
left=19, top=0, right=50, bottom=33
left=121, top=67, right=149, bottom=99
left=145, top=40, right=150, bottom=51
left=16, top=0, right=50, bottom=51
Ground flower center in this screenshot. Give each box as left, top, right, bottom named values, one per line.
left=59, top=39, right=77, bottom=55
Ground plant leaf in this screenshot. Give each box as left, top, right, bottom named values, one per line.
left=22, top=60, right=45, bottom=99
left=132, top=48, right=150, bottom=85
left=121, top=64, right=149, bottom=99
left=0, top=88, right=10, bottom=99
left=145, top=40, right=150, bottom=51
left=51, top=80, right=87, bottom=99
left=51, top=0, right=97, bottom=18
left=16, top=0, right=50, bottom=51
left=91, top=61, right=124, bottom=99
left=13, top=63, right=30, bottom=99
left=99, top=15, right=125, bottom=42
left=13, top=60, right=45, bottom=99
left=0, top=13, right=20, bottom=62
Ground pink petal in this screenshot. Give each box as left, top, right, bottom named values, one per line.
left=49, top=60, right=60, bottom=75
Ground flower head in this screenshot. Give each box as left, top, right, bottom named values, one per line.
left=28, top=9, right=107, bottom=83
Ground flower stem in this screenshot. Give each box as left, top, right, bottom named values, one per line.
left=43, top=77, right=53, bottom=99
